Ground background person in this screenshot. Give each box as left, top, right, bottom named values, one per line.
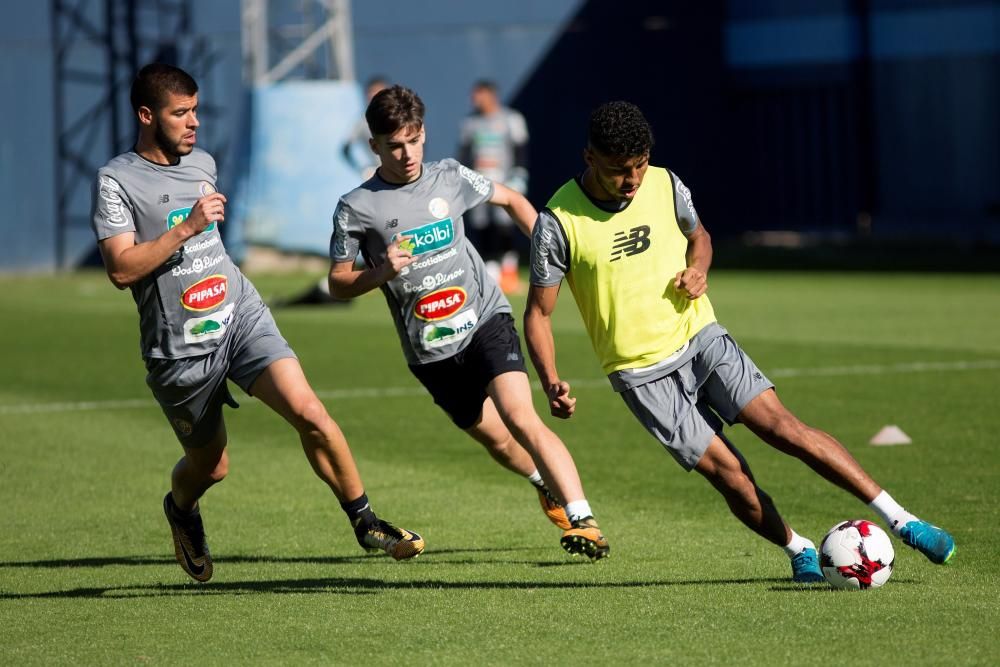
left=458, top=79, right=530, bottom=294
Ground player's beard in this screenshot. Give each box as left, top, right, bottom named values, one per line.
left=153, top=124, right=191, bottom=162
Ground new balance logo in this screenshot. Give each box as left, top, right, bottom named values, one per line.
left=385, top=219, right=398, bottom=229
left=158, top=194, right=170, bottom=204
left=610, top=225, right=651, bottom=261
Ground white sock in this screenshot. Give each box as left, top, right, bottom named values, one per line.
left=526, top=470, right=544, bottom=487
left=564, top=500, right=593, bottom=523
left=782, top=530, right=815, bottom=558
left=868, top=490, right=917, bottom=536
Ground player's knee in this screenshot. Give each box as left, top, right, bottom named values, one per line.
left=763, top=412, right=810, bottom=451
left=486, top=433, right=516, bottom=458
left=208, top=459, right=229, bottom=483
left=501, top=405, right=544, bottom=441
left=292, top=397, right=333, bottom=434
left=199, top=450, right=229, bottom=484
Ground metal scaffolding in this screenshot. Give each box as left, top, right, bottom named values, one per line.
left=50, top=0, right=224, bottom=268
left=241, top=0, right=354, bottom=84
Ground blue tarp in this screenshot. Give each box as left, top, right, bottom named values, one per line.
left=239, top=81, right=367, bottom=256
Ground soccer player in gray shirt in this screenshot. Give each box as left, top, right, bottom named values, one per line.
left=91, top=64, right=424, bottom=582
left=328, top=85, right=609, bottom=559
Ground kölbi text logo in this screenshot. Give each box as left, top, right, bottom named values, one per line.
left=394, top=218, right=454, bottom=256
left=414, top=287, right=466, bottom=321
left=167, top=206, right=215, bottom=234
left=181, top=275, right=228, bottom=311
left=610, top=225, right=651, bottom=261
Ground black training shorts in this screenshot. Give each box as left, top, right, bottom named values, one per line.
left=408, top=313, right=528, bottom=429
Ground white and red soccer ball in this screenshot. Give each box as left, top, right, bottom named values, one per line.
left=819, top=520, right=895, bottom=589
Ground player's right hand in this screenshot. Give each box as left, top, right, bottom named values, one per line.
left=381, top=235, right=415, bottom=279
left=546, top=381, right=576, bottom=419
left=186, top=193, right=227, bottom=233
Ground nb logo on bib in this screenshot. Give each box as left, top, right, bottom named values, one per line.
left=610, top=225, right=651, bottom=261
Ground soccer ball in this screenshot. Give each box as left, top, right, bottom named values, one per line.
left=819, top=520, right=895, bottom=589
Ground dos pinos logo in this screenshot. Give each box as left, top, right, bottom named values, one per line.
left=394, top=219, right=454, bottom=256
left=414, top=287, right=466, bottom=321
left=181, top=275, right=228, bottom=311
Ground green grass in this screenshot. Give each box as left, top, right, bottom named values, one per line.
left=1, top=269, right=998, bottom=665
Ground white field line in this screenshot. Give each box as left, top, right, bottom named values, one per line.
left=1, top=359, right=998, bottom=416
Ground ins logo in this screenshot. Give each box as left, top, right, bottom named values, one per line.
left=610, top=225, right=651, bottom=261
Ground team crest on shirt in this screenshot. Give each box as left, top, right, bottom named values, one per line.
left=428, top=197, right=449, bottom=219
left=199, top=181, right=217, bottom=196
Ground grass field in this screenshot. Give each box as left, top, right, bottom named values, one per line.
left=1, top=269, right=998, bottom=665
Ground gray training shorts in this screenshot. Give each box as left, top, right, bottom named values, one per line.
left=620, top=334, right=774, bottom=470
left=144, top=296, right=296, bottom=448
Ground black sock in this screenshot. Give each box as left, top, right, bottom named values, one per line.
left=166, top=492, right=200, bottom=521
left=341, top=493, right=376, bottom=534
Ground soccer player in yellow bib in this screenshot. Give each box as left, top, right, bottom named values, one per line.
left=524, top=101, right=955, bottom=581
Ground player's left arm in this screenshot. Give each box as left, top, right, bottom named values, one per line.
left=489, top=182, right=537, bottom=236
left=671, top=171, right=712, bottom=300
left=525, top=282, right=576, bottom=419
left=674, top=221, right=712, bottom=300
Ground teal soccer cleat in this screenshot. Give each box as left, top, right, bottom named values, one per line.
left=791, top=547, right=825, bottom=583
left=899, top=520, right=955, bottom=564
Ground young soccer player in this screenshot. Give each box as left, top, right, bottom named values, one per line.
left=91, top=64, right=423, bottom=582
left=328, top=85, right=608, bottom=559
left=524, top=101, right=955, bottom=580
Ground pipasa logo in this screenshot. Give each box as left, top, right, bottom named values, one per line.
left=181, top=274, right=228, bottom=311
left=394, top=218, right=453, bottom=256
left=167, top=206, right=216, bottom=234
left=414, top=287, right=466, bottom=321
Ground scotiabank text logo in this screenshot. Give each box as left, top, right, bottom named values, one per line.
left=181, top=274, right=228, bottom=311
left=414, top=287, right=466, bottom=321
left=394, top=218, right=454, bottom=256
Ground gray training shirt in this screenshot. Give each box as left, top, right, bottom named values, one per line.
left=331, top=158, right=510, bottom=365
left=91, top=148, right=249, bottom=360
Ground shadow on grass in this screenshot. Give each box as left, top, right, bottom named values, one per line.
left=0, top=547, right=547, bottom=570
left=0, top=575, right=791, bottom=599
left=770, top=577, right=918, bottom=593
left=1, top=548, right=802, bottom=599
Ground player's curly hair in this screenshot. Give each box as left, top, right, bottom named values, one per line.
left=588, top=101, right=654, bottom=158
left=130, top=63, right=198, bottom=113
left=366, top=85, right=425, bottom=136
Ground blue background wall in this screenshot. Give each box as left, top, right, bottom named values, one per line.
left=1, top=0, right=996, bottom=270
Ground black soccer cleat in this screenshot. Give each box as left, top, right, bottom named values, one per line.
left=163, top=492, right=213, bottom=582
left=355, top=518, right=425, bottom=561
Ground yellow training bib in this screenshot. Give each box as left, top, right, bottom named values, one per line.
left=546, top=167, right=716, bottom=374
